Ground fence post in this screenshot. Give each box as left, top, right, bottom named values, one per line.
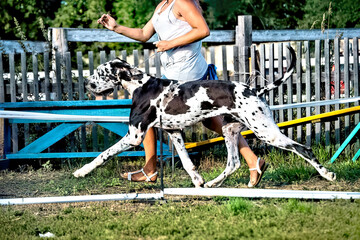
left=236, top=16, right=252, bottom=83
left=50, top=28, right=68, bottom=96
left=51, top=28, right=68, bottom=58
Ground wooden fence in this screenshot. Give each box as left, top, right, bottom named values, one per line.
left=1, top=16, right=360, bottom=162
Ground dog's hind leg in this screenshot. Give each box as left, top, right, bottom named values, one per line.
left=204, top=123, right=242, bottom=188
left=168, top=131, right=204, bottom=188
left=73, top=130, right=143, bottom=177
left=254, top=124, right=336, bottom=181
left=284, top=141, right=336, bottom=181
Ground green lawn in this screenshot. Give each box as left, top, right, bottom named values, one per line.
left=1, top=145, right=360, bottom=239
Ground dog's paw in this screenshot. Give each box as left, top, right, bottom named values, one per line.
left=204, top=179, right=224, bottom=188
left=193, top=180, right=204, bottom=188
left=192, top=175, right=204, bottom=188
left=73, top=169, right=86, bottom=178
left=323, top=171, right=336, bottom=181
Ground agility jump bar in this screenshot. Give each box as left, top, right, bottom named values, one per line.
left=185, top=99, right=360, bottom=150
left=0, top=110, right=129, bottom=122
left=164, top=188, right=360, bottom=200
left=270, top=96, right=360, bottom=110
left=1, top=97, right=359, bottom=123
left=2, top=188, right=360, bottom=205
left=0, top=192, right=164, bottom=205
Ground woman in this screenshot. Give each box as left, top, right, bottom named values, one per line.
left=97, top=0, right=268, bottom=187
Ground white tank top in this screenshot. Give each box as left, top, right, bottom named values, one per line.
left=152, top=0, right=208, bottom=80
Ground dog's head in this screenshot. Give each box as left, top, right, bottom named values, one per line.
left=85, top=58, right=146, bottom=96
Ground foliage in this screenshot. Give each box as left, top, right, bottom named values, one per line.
left=298, top=0, right=360, bottom=29
left=1, top=0, right=360, bottom=45
left=0, top=0, right=61, bottom=41
left=203, top=0, right=306, bottom=30
left=112, top=0, right=158, bottom=28
left=51, top=0, right=107, bottom=29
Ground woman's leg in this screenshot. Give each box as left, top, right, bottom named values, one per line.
left=121, top=127, right=158, bottom=181
left=203, top=116, right=266, bottom=185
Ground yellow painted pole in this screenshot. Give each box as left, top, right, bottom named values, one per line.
left=185, top=106, right=360, bottom=150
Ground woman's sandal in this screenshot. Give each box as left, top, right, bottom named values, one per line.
left=121, top=168, right=158, bottom=183
left=248, top=158, right=269, bottom=188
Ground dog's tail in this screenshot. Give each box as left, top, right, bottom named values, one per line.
left=256, top=45, right=296, bottom=97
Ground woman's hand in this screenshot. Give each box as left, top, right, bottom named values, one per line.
left=154, top=40, right=173, bottom=52
left=97, top=14, right=118, bottom=31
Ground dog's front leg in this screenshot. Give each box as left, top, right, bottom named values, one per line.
left=168, top=131, right=204, bottom=188
left=205, top=123, right=242, bottom=188
left=73, top=133, right=138, bottom=177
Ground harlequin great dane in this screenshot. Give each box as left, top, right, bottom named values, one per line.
left=73, top=46, right=336, bottom=187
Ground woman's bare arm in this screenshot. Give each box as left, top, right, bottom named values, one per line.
left=155, top=0, right=210, bottom=51
left=97, top=14, right=156, bottom=42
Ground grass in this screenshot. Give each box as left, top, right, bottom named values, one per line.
left=1, top=198, right=360, bottom=239
left=1, top=144, right=360, bottom=239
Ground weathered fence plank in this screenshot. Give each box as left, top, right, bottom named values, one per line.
left=315, top=40, right=321, bottom=143
left=233, top=46, right=239, bottom=82
left=305, top=41, right=312, bottom=147
left=344, top=38, right=350, bottom=136
left=44, top=51, right=50, bottom=101
left=65, top=52, right=73, bottom=101
left=351, top=37, right=359, bottom=151
left=269, top=43, right=275, bottom=107
left=278, top=43, right=284, bottom=126
left=296, top=42, right=303, bottom=143
left=49, top=28, right=360, bottom=45
left=32, top=53, right=40, bottom=101
left=237, top=16, right=252, bottom=83
left=0, top=54, right=4, bottom=103
left=286, top=42, right=294, bottom=139
left=334, top=38, right=341, bottom=146
left=222, top=45, right=228, bottom=81
left=324, top=39, right=331, bottom=146
left=55, top=52, right=62, bottom=101
left=9, top=53, right=18, bottom=153
left=252, top=29, right=360, bottom=42
left=0, top=40, right=49, bottom=54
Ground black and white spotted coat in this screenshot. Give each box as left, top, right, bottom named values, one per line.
left=73, top=46, right=336, bottom=187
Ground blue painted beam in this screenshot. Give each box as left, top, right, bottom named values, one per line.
left=18, top=123, right=83, bottom=154
left=97, top=122, right=129, bottom=136
left=353, top=149, right=360, bottom=162
left=8, top=108, right=131, bottom=124
left=4, top=151, right=172, bottom=159
left=97, top=122, right=171, bottom=152
left=331, top=122, right=360, bottom=163
left=0, top=99, right=132, bottom=109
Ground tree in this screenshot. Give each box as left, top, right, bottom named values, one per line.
left=51, top=0, right=108, bottom=29
left=0, top=0, right=62, bottom=41
left=112, top=0, right=158, bottom=28
left=298, top=0, right=360, bottom=29
left=203, top=0, right=305, bottom=30
left=51, top=0, right=158, bottom=55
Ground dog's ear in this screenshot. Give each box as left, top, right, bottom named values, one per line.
left=119, top=70, right=132, bottom=81
left=110, top=58, right=130, bottom=69
left=110, top=59, right=132, bottom=81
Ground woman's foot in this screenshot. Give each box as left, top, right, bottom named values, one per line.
left=121, top=168, right=158, bottom=183
left=248, top=158, right=269, bottom=188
